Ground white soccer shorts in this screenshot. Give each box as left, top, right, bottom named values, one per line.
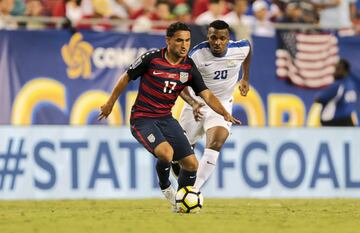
left=179, top=98, right=233, bottom=145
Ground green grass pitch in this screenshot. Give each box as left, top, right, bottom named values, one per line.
left=1, top=199, right=359, bottom=233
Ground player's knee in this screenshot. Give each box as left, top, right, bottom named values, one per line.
left=154, top=144, right=174, bottom=162
left=192, top=160, right=199, bottom=171
left=156, top=154, right=173, bottom=163
left=157, top=151, right=173, bottom=163
left=183, top=159, right=198, bottom=172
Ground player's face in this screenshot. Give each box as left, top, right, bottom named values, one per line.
left=207, top=27, right=230, bottom=56
left=166, top=30, right=191, bottom=59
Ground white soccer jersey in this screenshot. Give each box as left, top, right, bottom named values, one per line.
left=189, top=40, right=250, bottom=102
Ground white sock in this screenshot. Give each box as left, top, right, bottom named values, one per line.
left=194, top=148, right=219, bottom=189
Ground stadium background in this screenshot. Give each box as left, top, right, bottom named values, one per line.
left=1, top=27, right=359, bottom=198
left=0, top=1, right=360, bottom=232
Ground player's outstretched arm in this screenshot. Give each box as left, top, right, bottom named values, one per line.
left=198, top=89, right=241, bottom=125
left=97, top=73, right=131, bottom=120
left=239, top=44, right=251, bottom=96
left=180, top=87, right=204, bottom=121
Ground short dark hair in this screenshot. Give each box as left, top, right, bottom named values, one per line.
left=166, top=22, right=191, bottom=37
left=339, top=59, right=350, bottom=72
left=209, top=20, right=230, bottom=33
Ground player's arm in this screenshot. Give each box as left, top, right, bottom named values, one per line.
left=238, top=42, right=251, bottom=96
left=180, top=87, right=204, bottom=121
left=199, top=89, right=241, bottom=124
left=98, top=51, right=150, bottom=120
left=98, top=72, right=131, bottom=120
left=180, top=86, right=197, bottom=106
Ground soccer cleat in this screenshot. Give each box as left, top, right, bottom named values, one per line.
left=161, top=185, right=177, bottom=212
left=171, top=161, right=181, bottom=179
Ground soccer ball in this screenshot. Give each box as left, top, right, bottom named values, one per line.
left=175, top=186, right=204, bottom=213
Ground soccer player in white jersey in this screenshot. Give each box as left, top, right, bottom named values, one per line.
left=173, top=20, right=251, bottom=189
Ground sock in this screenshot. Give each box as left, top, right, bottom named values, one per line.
left=194, top=148, right=219, bottom=189
left=178, top=169, right=197, bottom=190
left=156, top=160, right=171, bottom=190
left=171, top=161, right=181, bottom=178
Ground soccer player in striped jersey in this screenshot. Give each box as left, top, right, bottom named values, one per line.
left=98, top=22, right=240, bottom=211
left=172, top=20, right=251, bottom=189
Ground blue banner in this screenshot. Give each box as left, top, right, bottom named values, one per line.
left=0, top=30, right=359, bottom=126
left=1, top=126, right=359, bottom=199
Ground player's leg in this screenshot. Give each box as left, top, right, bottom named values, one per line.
left=194, top=126, right=229, bottom=189
left=173, top=105, right=204, bottom=178
left=170, top=143, right=195, bottom=179
left=153, top=141, right=177, bottom=210
left=161, top=117, right=199, bottom=190
left=170, top=161, right=181, bottom=179
left=154, top=141, right=174, bottom=189
left=130, top=118, right=176, bottom=208
left=177, top=154, right=198, bottom=189
left=194, top=99, right=232, bottom=189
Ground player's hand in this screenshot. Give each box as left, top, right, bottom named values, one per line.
left=192, top=102, right=205, bottom=121
left=97, top=102, right=114, bottom=120
left=224, top=112, right=241, bottom=125
left=238, top=79, right=249, bottom=96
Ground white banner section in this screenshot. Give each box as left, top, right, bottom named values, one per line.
left=0, top=126, right=359, bottom=199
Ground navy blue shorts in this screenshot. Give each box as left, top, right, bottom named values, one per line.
left=130, top=116, right=194, bottom=161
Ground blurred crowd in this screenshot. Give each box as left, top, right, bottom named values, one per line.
left=1, top=0, right=360, bottom=35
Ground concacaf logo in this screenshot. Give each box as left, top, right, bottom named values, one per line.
left=61, top=33, right=94, bottom=79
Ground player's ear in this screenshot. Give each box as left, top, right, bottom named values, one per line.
left=165, top=36, right=170, bottom=46
left=206, top=30, right=211, bottom=40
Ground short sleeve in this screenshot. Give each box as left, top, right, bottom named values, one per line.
left=188, top=59, right=208, bottom=94
left=127, top=51, right=152, bottom=80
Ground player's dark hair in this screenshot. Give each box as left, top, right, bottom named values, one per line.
left=209, top=20, right=230, bottom=33
left=335, top=58, right=351, bottom=80
left=166, top=22, right=191, bottom=37
left=339, top=59, right=350, bottom=72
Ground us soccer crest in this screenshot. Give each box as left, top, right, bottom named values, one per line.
left=147, top=134, right=155, bottom=143
left=179, top=72, right=189, bottom=83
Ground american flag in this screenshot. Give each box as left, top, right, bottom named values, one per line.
left=276, top=31, right=339, bottom=88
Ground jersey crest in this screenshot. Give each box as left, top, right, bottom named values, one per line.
left=227, top=60, right=237, bottom=68
left=147, top=134, right=155, bottom=143
left=180, top=72, right=189, bottom=83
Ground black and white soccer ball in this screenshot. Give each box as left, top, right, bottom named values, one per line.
left=175, top=186, right=204, bottom=213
